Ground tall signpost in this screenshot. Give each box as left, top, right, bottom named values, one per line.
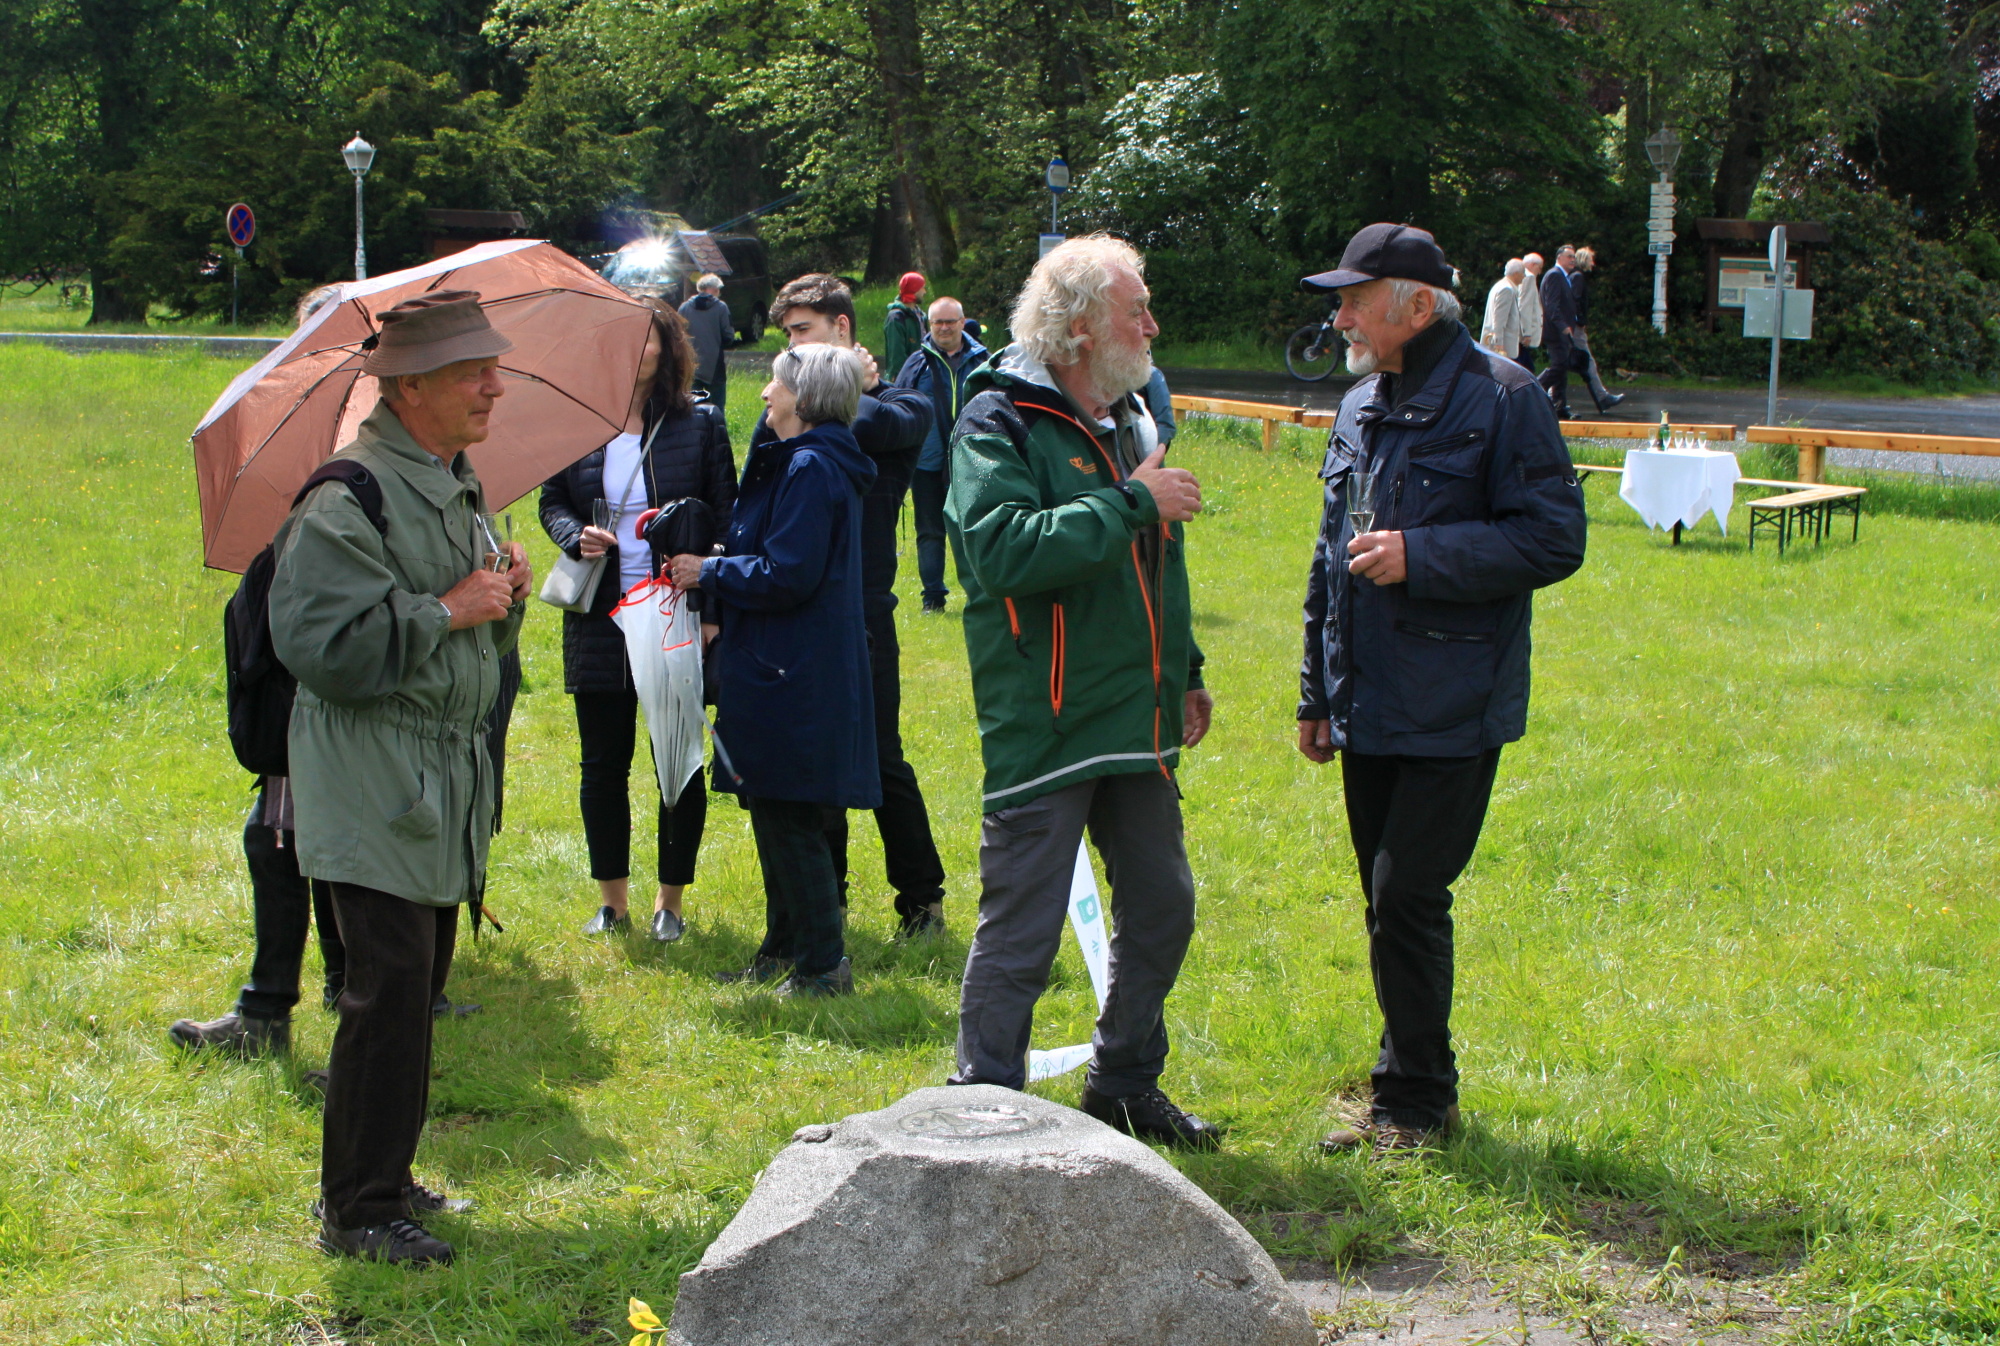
left=342, top=134, right=376, bottom=281
left=224, top=203, right=255, bottom=327
left=1041, top=157, right=1070, bottom=258
left=1642, top=126, right=1682, bottom=335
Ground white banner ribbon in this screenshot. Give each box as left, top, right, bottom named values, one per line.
left=1026, top=841, right=1110, bottom=1082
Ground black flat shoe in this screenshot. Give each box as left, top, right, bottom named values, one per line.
left=582, top=905, right=630, bottom=936
left=1080, top=1084, right=1224, bottom=1151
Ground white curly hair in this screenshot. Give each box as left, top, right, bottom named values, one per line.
left=1010, top=234, right=1146, bottom=367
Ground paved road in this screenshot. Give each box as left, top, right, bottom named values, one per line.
left=1162, top=366, right=2000, bottom=480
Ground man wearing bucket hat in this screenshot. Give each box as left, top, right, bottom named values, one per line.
left=270, top=290, right=532, bottom=1265
left=1295, top=225, right=1586, bottom=1155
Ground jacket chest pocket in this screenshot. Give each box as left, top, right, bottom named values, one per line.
left=1402, top=431, right=1487, bottom=525
left=1320, top=436, right=1358, bottom=521
left=386, top=544, right=461, bottom=597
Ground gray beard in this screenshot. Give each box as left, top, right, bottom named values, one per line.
left=1094, top=344, right=1155, bottom=400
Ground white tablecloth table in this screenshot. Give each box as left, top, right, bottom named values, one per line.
left=1619, top=447, right=1741, bottom=536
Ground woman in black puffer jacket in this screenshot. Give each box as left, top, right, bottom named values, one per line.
left=540, top=300, right=736, bottom=943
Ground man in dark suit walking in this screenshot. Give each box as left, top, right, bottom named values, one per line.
left=1536, top=244, right=1581, bottom=418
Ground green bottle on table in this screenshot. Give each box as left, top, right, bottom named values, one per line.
left=1655, top=410, right=1670, bottom=450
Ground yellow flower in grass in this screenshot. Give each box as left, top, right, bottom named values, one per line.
left=629, top=1296, right=664, bottom=1342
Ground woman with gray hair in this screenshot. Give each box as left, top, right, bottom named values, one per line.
left=665, top=343, right=880, bottom=996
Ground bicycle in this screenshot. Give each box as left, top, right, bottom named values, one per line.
left=1284, top=307, right=1344, bottom=382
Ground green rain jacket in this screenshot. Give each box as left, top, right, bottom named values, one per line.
left=947, top=346, right=1204, bottom=813
left=270, top=404, right=523, bottom=906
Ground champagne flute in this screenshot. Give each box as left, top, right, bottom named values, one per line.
left=478, top=513, right=507, bottom=573
left=1347, top=469, right=1376, bottom=536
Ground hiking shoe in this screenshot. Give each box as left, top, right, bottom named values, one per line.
left=318, top=1216, right=454, bottom=1266
left=895, top=902, right=946, bottom=940
left=582, top=905, right=630, bottom=936
left=650, top=909, right=686, bottom=943
left=432, top=993, right=481, bottom=1019
left=715, top=956, right=792, bottom=985
left=1317, top=1105, right=1460, bottom=1156
left=778, top=957, right=854, bottom=998
left=921, top=596, right=947, bottom=615
left=168, top=1012, right=290, bottom=1056
left=1080, top=1085, right=1224, bottom=1151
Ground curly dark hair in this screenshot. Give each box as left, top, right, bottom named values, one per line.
left=640, top=297, right=698, bottom=420
left=769, top=273, right=856, bottom=339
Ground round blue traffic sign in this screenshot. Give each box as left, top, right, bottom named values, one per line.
left=226, top=203, right=256, bottom=248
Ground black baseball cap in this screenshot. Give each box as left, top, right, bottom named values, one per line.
left=1301, top=223, right=1456, bottom=292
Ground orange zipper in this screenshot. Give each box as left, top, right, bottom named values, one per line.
left=1050, top=602, right=1066, bottom=716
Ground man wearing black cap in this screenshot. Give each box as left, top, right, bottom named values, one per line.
left=1294, top=224, right=1587, bottom=1154
left=271, top=290, right=532, bottom=1264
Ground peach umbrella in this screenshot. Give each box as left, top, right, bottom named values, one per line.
left=192, top=239, right=654, bottom=573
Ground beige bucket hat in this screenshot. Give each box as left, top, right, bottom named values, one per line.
left=359, top=289, right=514, bottom=376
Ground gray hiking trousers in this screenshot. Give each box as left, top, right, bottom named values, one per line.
left=951, top=771, right=1196, bottom=1096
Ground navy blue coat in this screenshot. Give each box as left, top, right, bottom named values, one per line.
left=894, top=332, right=989, bottom=473
left=703, top=422, right=882, bottom=808
left=751, top=382, right=931, bottom=619
left=1299, top=323, right=1587, bottom=756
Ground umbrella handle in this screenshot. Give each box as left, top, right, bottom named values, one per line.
left=634, top=507, right=660, bottom=542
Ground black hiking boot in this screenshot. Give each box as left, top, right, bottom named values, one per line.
left=317, top=1216, right=454, bottom=1266
left=895, top=902, right=946, bottom=940
left=1080, top=1084, right=1224, bottom=1151
left=778, top=957, right=854, bottom=998
left=168, top=1012, right=290, bottom=1056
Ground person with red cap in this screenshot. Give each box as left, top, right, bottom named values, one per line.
left=884, top=272, right=928, bottom=383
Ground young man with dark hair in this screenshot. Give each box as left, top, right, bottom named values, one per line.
left=761, top=274, right=948, bottom=939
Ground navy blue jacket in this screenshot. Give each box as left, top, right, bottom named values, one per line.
left=1540, top=266, right=1579, bottom=345
left=1299, top=322, right=1587, bottom=755
left=703, top=422, right=881, bottom=808
left=751, top=380, right=931, bottom=619
left=895, top=332, right=989, bottom=473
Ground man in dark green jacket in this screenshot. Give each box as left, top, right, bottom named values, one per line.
left=945, top=236, right=1222, bottom=1150
left=271, top=292, right=531, bottom=1266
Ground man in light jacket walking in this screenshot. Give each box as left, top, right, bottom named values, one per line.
left=1479, top=259, right=1527, bottom=362
left=272, top=291, right=531, bottom=1265
left=1297, top=225, right=1586, bottom=1155
left=1516, top=253, right=1545, bottom=372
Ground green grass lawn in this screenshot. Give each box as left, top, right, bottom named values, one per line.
left=4, top=347, right=2000, bottom=1344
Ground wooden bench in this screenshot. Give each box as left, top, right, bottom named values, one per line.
left=1747, top=484, right=1866, bottom=554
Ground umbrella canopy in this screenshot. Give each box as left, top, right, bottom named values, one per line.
left=192, top=239, right=654, bottom=572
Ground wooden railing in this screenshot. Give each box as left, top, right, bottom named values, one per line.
left=1170, top=394, right=2000, bottom=487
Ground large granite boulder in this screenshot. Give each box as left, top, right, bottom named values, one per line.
left=666, top=1084, right=1314, bottom=1346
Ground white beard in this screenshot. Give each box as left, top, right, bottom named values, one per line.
left=1345, top=339, right=1380, bottom=376
left=1093, top=340, right=1155, bottom=400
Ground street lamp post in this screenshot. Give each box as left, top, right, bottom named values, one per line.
left=1642, top=125, right=1681, bottom=336
left=342, top=133, right=376, bottom=281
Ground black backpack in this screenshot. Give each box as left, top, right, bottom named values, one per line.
left=223, top=461, right=388, bottom=777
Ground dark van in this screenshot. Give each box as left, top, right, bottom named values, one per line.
left=714, top=236, right=773, bottom=344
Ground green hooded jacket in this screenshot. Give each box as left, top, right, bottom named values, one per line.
left=269, top=404, right=523, bottom=906
left=946, top=346, right=1203, bottom=813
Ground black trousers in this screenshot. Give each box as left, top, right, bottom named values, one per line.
left=237, top=807, right=346, bottom=1020
left=1537, top=333, right=1575, bottom=414
left=828, top=611, right=945, bottom=918
left=321, top=884, right=457, bottom=1228
left=1340, top=749, right=1501, bottom=1130
left=574, top=688, right=707, bottom=886
left=749, top=797, right=846, bottom=977
left=910, top=467, right=949, bottom=605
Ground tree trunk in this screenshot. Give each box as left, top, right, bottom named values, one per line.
left=1711, top=50, right=1777, bottom=218
left=865, top=183, right=914, bottom=283
left=81, top=0, right=153, bottom=325
left=865, top=0, right=956, bottom=275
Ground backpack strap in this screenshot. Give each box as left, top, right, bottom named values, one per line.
left=293, top=459, right=388, bottom=536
